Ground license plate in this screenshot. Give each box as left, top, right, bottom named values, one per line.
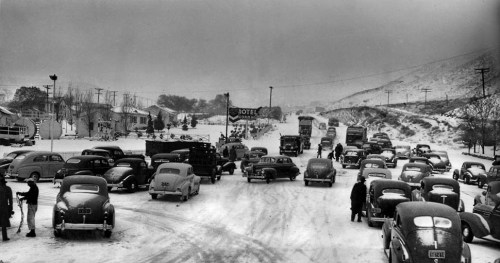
left=428, top=250, right=445, bottom=259
left=371, top=208, right=381, bottom=213
left=78, top=208, right=91, bottom=214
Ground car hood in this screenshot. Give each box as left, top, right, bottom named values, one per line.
left=467, top=168, right=486, bottom=176
left=102, top=167, right=132, bottom=183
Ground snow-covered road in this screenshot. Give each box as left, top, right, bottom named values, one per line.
left=1, top=116, right=498, bottom=263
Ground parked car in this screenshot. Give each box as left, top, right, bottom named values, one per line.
left=376, top=138, right=392, bottom=149
left=151, top=153, right=185, bottom=171
left=362, top=141, right=382, bottom=155
left=52, top=175, right=115, bottom=237
left=380, top=148, right=397, bottom=168
left=5, top=151, right=65, bottom=182
left=320, top=137, right=334, bottom=151
left=359, top=167, right=392, bottom=183
left=240, top=151, right=266, bottom=173
left=394, top=145, right=411, bottom=159
left=372, top=132, right=389, bottom=139
left=477, top=165, right=500, bottom=189
left=341, top=149, right=367, bottom=169
left=473, top=181, right=500, bottom=206
left=408, top=156, right=433, bottom=171
left=452, top=161, right=487, bottom=185
left=398, top=163, right=432, bottom=190
left=366, top=154, right=386, bottom=163
left=0, top=150, right=32, bottom=176
left=382, top=202, right=471, bottom=263
left=303, top=158, right=336, bottom=187
left=93, top=145, right=145, bottom=161
left=245, top=155, right=300, bottom=184
left=432, top=150, right=452, bottom=172
left=215, top=153, right=237, bottom=175
left=365, top=180, right=411, bottom=227
left=102, top=158, right=154, bottom=192
left=422, top=153, right=447, bottom=173
left=250, top=147, right=268, bottom=155
left=413, top=143, right=431, bottom=157
left=54, top=155, right=111, bottom=185
left=411, top=177, right=464, bottom=212
left=358, top=159, right=387, bottom=177
left=217, top=142, right=249, bottom=160
left=148, top=163, right=201, bottom=201
left=460, top=182, right=500, bottom=244
left=81, top=149, right=115, bottom=165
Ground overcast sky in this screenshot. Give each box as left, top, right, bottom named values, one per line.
left=0, top=0, right=498, bottom=107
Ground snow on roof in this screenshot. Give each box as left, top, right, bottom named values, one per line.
left=111, top=106, right=150, bottom=115
left=146, top=105, right=177, bottom=114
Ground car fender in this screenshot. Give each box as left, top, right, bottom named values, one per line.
left=223, top=162, right=236, bottom=170
left=459, top=212, right=490, bottom=238
left=291, top=166, right=300, bottom=176
left=121, top=174, right=136, bottom=185
left=103, top=202, right=115, bottom=227
left=453, top=169, right=459, bottom=177
left=262, top=168, right=277, bottom=179
left=74, top=170, right=95, bottom=176
left=18, top=166, right=42, bottom=178
left=381, top=219, right=393, bottom=249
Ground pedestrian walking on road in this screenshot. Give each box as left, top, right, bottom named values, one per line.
left=317, top=144, right=323, bottom=158
left=350, top=177, right=367, bottom=222
left=0, top=177, right=14, bottom=241
left=229, top=146, right=237, bottom=162
left=334, top=143, right=343, bottom=162
left=17, top=178, right=38, bottom=237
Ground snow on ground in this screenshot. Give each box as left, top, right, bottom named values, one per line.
left=0, top=115, right=499, bottom=263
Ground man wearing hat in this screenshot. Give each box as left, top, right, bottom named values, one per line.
left=17, top=178, right=38, bottom=237
left=350, top=176, right=367, bottom=222
left=0, top=177, right=14, bottom=241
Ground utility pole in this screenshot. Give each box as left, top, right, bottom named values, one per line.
left=95, top=88, right=103, bottom=104
left=421, top=88, right=432, bottom=108
left=110, top=91, right=117, bottom=106
left=385, top=90, right=392, bottom=106
left=475, top=67, right=490, bottom=98
left=224, top=93, right=229, bottom=143
left=43, top=85, right=51, bottom=112
left=268, top=86, right=273, bottom=124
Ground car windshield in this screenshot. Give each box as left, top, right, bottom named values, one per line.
left=419, top=146, right=430, bottom=150
left=413, top=216, right=452, bottom=229
left=116, top=163, right=131, bottom=167
left=345, top=151, right=358, bottom=156
left=260, top=157, right=276, bottom=163
left=405, top=166, right=423, bottom=172
left=470, top=164, right=485, bottom=169
left=432, top=184, right=454, bottom=191
left=159, top=168, right=181, bottom=174
left=69, top=184, right=99, bottom=193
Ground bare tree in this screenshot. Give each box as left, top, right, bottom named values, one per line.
left=80, top=90, right=95, bottom=137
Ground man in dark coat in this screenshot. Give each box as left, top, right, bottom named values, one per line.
left=350, top=177, right=367, bottom=222
left=17, top=178, right=38, bottom=237
left=0, top=177, right=13, bottom=241
left=317, top=144, right=323, bottom=158
left=334, top=143, right=344, bottom=162
left=222, top=146, right=229, bottom=158
left=229, top=146, right=237, bottom=162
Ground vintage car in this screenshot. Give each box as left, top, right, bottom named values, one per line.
left=279, top=135, right=304, bottom=156
left=473, top=181, right=500, bottom=206
left=478, top=165, right=500, bottom=189
left=148, top=163, right=201, bottom=201
left=358, top=159, right=387, bottom=177
left=102, top=158, right=154, bottom=192
left=5, top=151, right=65, bottom=182
left=250, top=147, right=268, bottom=155
left=326, top=128, right=336, bottom=138
left=217, top=142, right=249, bottom=160
left=320, top=137, right=334, bottom=151
left=398, top=163, right=432, bottom=190
left=303, top=158, right=336, bottom=187
left=372, top=132, right=389, bottom=139
left=54, top=155, right=111, bottom=184
left=452, top=161, right=487, bottom=185
left=318, top=122, right=327, bottom=130
left=412, top=177, right=464, bottom=212
left=366, top=154, right=386, bottom=163
left=408, top=156, right=433, bottom=172
left=376, top=138, right=392, bottom=149
left=151, top=153, right=185, bottom=170
left=365, top=180, right=411, bottom=227
left=380, top=148, right=397, bottom=168
left=52, top=175, right=115, bottom=237
left=422, top=153, right=447, bottom=173
left=362, top=141, right=382, bottom=155
left=245, top=155, right=300, bottom=184
left=382, top=202, right=471, bottom=263
left=432, top=150, right=451, bottom=172
left=360, top=167, right=392, bottom=183
left=341, top=149, right=367, bottom=169
left=0, top=150, right=32, bottom=176
left=215, top=153, right=237, bottom=175
left=240, top=151, right=266, bottom=173
left=394, top=145, right=412, bottom=159
left=413, top=143, right=432, bottom=157
left=460, top=183, right=500, bottom=244
left=81, top=149, right=115, bottom=165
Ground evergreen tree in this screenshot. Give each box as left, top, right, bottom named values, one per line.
left=191, top=115, right=198, bottom=128
left=182, top=116, right=188, bottom=131
left=146, top=112, right=154, bottom=134
left=154, top=111, right=165, bottom=132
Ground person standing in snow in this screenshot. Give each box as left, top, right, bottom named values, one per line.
left=229, top=146, right=237, bottom=162
left=317, top=144, right=323, bottom=158
left=350, top=177, right=367, bottom=222
left=334, top=143, right=343, bottom=162
left=0, top=178, right=13, bottom=241
left=17, top=178, right=38, bottom=237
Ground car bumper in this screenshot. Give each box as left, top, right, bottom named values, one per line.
left=55, top=222, right=113, bottom=231
left=149, top=189, right=182, bottom=196
left=108, top=183, right=123, bottom=188
left=247, top=174, right=266, bottom=180
left=5, top=172, right=18, bottom=178
left=304, top=178, right=332, bottom=183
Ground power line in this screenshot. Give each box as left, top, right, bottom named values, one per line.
left=475, top=67, right=490, bottom=98
left=421, top=88, right=432, bottom=108
left=95, top=88, right=103, bottom=104
left=385, top=90, right=392, bottom=106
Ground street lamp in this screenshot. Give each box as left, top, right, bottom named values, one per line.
left=49, top=74, right=57, bottom=152
left=224, top=93, right=229, bottom=143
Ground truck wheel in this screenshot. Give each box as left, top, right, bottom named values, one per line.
left=342, top=165, right=346, bottom=169
left=30, top=172, right=40, bottom=182
left=452, top=171, right=459, bottom=180
left=465, top=175, right=470, bottom=185
left=304, top=180, right=309, bottom=186
left=462, top=223, right=474, bottom=243
left=328, top=182, right=333, bottom=187
left=229, top=167, right=235, bottom=175
left=54, top=229, right=62, bottom=237
left=151, top=194, right=158, bottom=200
left=211, top=169, right=217, bottom=184
left=247, top=177, right=251, bottom=183
left=16, top=178, right=25, bottom=182
left=127, top=181, right=137, bottom=193
left=107, top=187, right=112, bottom=192
left=104, top=230, right=112, bottom=238
left=266, top=177, right=270, bottom=184
left=289, top=176, right=296, bottom=181
left=478, top=180, right=485, bottom=188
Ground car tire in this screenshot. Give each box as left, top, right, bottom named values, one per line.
left=465, top=175, right=470, bottom=185
left=478, top=180, right=485, bottom=188
left=328, top=182, right=333, bottom=187
left=289, top=176, right=296, bottom=181
left=453, top=171, right=459, bottom=181
left=247, top=177, right=251, bottom=183
left=342, top=165, right=346, bottom=169
left=16, top=178, right=25, bottom=182
left=54, top=229, right=62, bottom=237
left=304, top=180, right=309, bottom=186
left=107, top=187, right=112, bottom=192
left=266, top=177, right=270, bottom=184
left=462, top=223, right=474, bottom=243
left=151, top=194, right=158, bottom=200
left=30, top=172, right=40, bottom=182
left=104, top=230, right=112, bottom=238
left=127, top=181, right=137, bottom=193
left=229, top=168, right=235, bottom=175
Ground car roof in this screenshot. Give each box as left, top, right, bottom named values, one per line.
left=115, top=157, right=145, bottom=164
left=250, top=147, right=267, bottom=150
left=157, top=162, right=192, bottom=170
left=307, top=158, right=331, bottom=165
left=171, top=148, right=190, bottom=153
left=367, top=154, right=385, bottom=158
left=94, top=145, right=121, bottom=150
left=422, top=177, right=459, bottom=192
left=370, top=179, right=411, bottom=197
left=69, top=155, right=107, bottom=161
left=82, top=149, right=111, bottom=153
left=403, top=162, right=429, bottom=169
left=25, top=151, right=60, bottom=157
left=152, top=153, right=180, bottom=158
left=396, top=203, right=460, bottom=234
left=463, top=161, right=484, bottom=166
left=60, top=175, right=108, bottom=195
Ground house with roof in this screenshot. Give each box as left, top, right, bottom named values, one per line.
left=144, top=105, right=177, bottom=124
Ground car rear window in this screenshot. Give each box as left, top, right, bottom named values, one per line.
left=67, top=159, right=82, bottom=164
left=116, top=163, right=131, bottom=167
left=432, top=184, right=454, bottom=191
left=382, top=189, right=406, bottom=196
left=470, top=164, right=485, bottom=169
left=405, top=166, right=423, bottom=172
left=310, top=163, right=327, bottom=169
left=345, top=151, right=358, bottom=156
left=413, top=216, right=452, bottom=228
left=367, top=172, right=387, bottom=178
left=69, top=184, right=99, bottom=193
left=159, top=168, right=181, bottom=174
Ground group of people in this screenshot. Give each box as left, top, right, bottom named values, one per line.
left=222, top=146, right=238, bottom=162
left=0, top=177, right=39, bottom=241
left=318, top=142, right=344, bottom=161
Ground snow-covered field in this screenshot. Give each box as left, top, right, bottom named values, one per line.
left=0, top=116, right=498, bottom=263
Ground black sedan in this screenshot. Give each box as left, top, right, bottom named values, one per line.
left=303, top=158, right=336, bottom=187
left=54, top=155, right=111, bottom=185
left=102, top=158, right=154, bottom=192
